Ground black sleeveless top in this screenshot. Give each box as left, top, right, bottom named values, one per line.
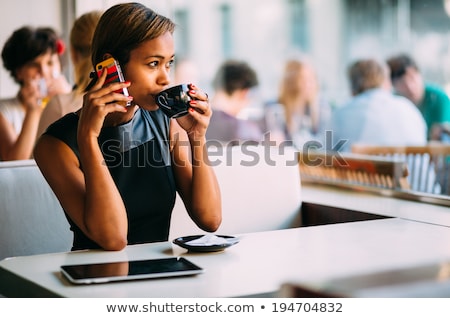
left=44, top=108, right=176, bottom=250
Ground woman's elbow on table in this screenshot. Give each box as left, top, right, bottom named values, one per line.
left=198, top=210, right=222, bottom=233
left=96, top=235, right=128, bottom=251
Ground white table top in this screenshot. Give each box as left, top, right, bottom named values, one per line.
left=2, top=217, right=450, bottom=297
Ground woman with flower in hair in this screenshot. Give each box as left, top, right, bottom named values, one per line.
left=0, top=26, right=71, bottom=161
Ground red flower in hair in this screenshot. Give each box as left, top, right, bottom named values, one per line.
left=56, top=39, right=65, bottom=55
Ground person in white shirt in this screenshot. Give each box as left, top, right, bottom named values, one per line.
left=0, top=26, right=71, bottom=161
left=329, top=58, right=427, bottom=153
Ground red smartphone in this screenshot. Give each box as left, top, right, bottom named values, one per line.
left=95, top=57, right=130, bottom=106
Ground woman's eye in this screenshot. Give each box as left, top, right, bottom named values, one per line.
left=148, top=61, right=158, bottom=67
left=166, top=60, right=174, bottom=68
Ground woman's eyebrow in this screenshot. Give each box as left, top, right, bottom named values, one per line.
left=144, top=54, right=175, bottom=60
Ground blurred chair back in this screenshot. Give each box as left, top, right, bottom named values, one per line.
left=0, top=160, right=72, bottom=260
left=298, top=151, right=409, bottom=190
left=169, top=145, right=302, bottom=238
left=351, top=144, right=450, bottom=195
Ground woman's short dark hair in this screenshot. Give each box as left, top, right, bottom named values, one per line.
left=91, top=2, right=175, bottom=71
left=1, top=26, right=59, bottom=83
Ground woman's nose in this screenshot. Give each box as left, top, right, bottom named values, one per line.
left=157, top=68, right=171, bottom=86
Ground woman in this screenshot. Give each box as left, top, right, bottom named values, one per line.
left=34, top=3, right=222, bottom=251
left=37, top=10, right=103, bottom=137
left=273, top=59, right=331, bottom=147
left=0, top=26, right=71, bottom=160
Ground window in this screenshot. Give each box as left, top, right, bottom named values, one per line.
left=174, top=9, right=190, bottom=57
left=288, top=0, right=309, bottom=52
left=220, top=4, right=233, bottom=58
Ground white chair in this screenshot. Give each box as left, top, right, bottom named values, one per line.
left=0, top=160, right=72, bottom=260
left=169, top=145, right=302, bottom=238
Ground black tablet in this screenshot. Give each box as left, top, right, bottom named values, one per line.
left=60, top=257, right=203, bottom=284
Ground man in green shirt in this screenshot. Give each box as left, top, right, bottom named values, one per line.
left=387, top=54, right=450, bottom=140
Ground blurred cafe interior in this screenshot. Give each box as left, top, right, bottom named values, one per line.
left=1, top=0, right=450, bottom=298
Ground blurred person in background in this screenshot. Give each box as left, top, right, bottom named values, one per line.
left=264, top=58, right=332, bottom=148
left=330, top=58, right=426, bottom=152
left=0, top=26, right=71, bottom=161
left=387, top=53, right=450, bottom=141
left=206, top=60, right=263, bottom=144
left=37, top=10, right=103, bottom=137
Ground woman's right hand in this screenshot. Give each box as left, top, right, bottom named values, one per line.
left=78, top=69, right=132, bottom=140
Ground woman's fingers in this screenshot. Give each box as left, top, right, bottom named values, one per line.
left=91, top=68, right=107, bottom=90
left=87, top=77, right=132, bottom=107
left=188, top=84, right=210, bottom=115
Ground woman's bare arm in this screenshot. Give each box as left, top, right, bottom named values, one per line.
left=34, top=134, right=128, bottom=250
left=34, top=72, right=133, bottom=251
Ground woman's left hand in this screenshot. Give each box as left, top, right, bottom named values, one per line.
left=176, top=84, right=211, bottom=139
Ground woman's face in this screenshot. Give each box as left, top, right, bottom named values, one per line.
left=15, top=50, right=60, bottom=87
left=123, top=31, right=175, bottom=111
